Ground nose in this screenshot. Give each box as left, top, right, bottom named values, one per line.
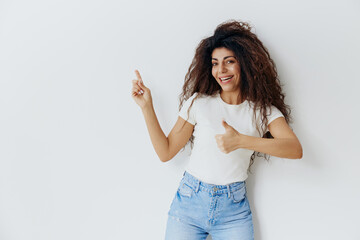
left=218, top=63, right=227, bottom=73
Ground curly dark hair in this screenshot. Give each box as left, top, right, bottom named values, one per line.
left=178, top=19, right=293, bottom=173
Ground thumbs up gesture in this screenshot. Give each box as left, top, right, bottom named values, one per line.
left=215, top=119, right=245, bottom=154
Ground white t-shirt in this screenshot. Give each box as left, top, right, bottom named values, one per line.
left=178, top=91, right=284, bottom=185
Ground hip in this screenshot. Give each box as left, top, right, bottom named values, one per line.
left=168, top=171, right=253, bottom=228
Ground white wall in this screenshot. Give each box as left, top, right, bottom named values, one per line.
left=1, top=0, right=359, bottom=239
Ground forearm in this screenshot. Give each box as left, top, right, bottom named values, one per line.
left=240, top=135, right=303, bottom=159
left=141, top=105, right=169, bottom=162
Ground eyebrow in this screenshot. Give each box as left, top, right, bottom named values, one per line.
left=211, top=56, right=236, bottom=61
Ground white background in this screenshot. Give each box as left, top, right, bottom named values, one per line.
left=1, top=0, right=359, bottom=239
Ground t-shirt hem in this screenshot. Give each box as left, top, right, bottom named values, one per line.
left=184, top=168, right=248, bottom=185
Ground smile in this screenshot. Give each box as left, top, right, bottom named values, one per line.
left=219, top=76, right=233, bottom=83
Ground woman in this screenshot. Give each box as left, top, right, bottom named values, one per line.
left=131, top=20, right=302, bottom=240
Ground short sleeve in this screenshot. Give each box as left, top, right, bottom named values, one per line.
left=265, top=105, right=284, bottom=132
left=178, top=94, right=197, bottom=125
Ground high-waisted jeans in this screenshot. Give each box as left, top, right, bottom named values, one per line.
left=165, top=171, right=254, bottom=240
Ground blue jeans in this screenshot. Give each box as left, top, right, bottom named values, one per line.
left=165, top=171, right=254, bottom=240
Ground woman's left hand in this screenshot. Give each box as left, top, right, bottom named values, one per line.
left=215, top=119, right=246, bottom=154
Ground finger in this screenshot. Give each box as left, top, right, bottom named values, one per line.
left=132, top=86, right=143, bottom=95
left=132, top=90, right=138, bottom=97
left=132, top=86, right=141, bottom=93
left=135, top=70, right=146, bottom=90
left=137, top=77, right=147, bottom=90
left=138, top=79, right=145, bottom=88
left=132, top=90, right=143, bottom=97
left=132, top=80, right=144, bottom=91
left=132, top=90, right=139, bottom=97
left=132, top=79, right=141, bottom=86
left=137, top=80, right=143, bottom=88
left=138, top=82, right=147, bottom=94
left=133, top=86, right=143, bottom=94
left=135, top=70, right=142, bottom=82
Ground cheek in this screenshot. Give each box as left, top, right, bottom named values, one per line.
left=235, top=65, right=241, bottom=75
left=231, top=67, right=241, bottom=79
left=230, top=65, right=240, bottom=73
left=211, top=68, right=217, bottom=79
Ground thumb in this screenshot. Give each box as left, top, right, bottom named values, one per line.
left=222, top=119, right=232, bottom=130
left=138, top=79, right=147, bottom=90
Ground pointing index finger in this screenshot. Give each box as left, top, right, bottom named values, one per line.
left=135, top=70, right=142, bottom=81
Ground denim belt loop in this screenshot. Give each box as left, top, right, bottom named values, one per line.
left=195, top=179, right=200, bottom=193
left=227, top=185, right=231, bottom=198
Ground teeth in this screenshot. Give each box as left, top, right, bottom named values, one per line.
left=220, top=76, right=232, bottom=81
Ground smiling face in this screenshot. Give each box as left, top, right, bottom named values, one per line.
left=211, top=47, right=241, bottom=94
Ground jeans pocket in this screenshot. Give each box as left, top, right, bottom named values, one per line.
left=177, top=181, right=194, bottom=198
left=231, top=186, right=246, bottom=203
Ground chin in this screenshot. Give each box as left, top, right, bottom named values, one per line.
left=221, top=86, right=236, bottom=91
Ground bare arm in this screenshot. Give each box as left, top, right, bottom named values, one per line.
left=215, top=117, right=302, bottom=159
left=132, top=70, right=194, bottom=162
left=241, top=117, right=303, bottom=159
left=142, top=106, right=194, bottom=162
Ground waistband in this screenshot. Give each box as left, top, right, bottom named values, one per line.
left=181, top=171, right=246, bottom=195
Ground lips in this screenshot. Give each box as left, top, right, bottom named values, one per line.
left=219, top=75, right=233, bottom=83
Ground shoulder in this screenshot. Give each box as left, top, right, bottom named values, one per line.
left=247, top=101, right=281, bottom=113
left=197, top=92, right=219, bottom=102
left=248, top=102, right=284, bottom=125
left=185, top=92, right=215, bottom=105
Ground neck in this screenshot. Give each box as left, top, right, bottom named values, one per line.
left=220, top=90, right=243, bottom=105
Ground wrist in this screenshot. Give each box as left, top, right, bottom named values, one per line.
left=236, top=133, right=250, bottom=149
left=141, top=103, right=154, bottom=113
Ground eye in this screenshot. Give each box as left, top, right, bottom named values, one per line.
left=227, top=60, right=235, bottom=64
left=212, top=62, right=218, bottom=66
